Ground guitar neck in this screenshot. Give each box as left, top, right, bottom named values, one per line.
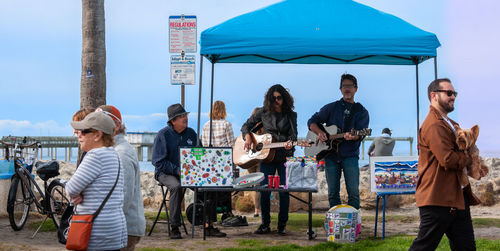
left=263, top=141, right=300, bottom=149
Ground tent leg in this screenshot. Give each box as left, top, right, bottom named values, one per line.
left=415, top=63, right=420, bottom=150
left=196, top=54, right=204, bottom=146
left=434, top=57, right=438, bottom=79
left=208, top=62, right=215, bottom=147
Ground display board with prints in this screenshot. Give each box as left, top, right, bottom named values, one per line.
left=180, top=147, right=234, bottom=187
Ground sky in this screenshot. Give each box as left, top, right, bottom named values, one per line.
left=1, top=0, right=500, bottom=157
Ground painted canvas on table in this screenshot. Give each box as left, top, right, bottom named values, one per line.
left=180, top=147, right=234, bottom=187
left=369, top=156, right=418, bottom=193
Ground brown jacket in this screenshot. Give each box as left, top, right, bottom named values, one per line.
left=416, top=106, right=472, bottom=210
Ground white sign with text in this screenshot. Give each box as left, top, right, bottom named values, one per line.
left=171, top=55, right=195, bottom=85
left=169, top=15, right=197, bottom=53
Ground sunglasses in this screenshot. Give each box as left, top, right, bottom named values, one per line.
left=273, top=95, right=283, bottom=101
left=434, top=90, right=458, bottom=97
left=79, top=129, right=96, bottom=135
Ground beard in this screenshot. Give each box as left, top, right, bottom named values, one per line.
left=438, top=98, right=454, bottom=113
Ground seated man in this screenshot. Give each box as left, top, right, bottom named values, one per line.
left=368, top=128, right=395, bottom=156
left=152, top=103, right=225, bottom=239
left=152, top=104, right=196, bottom=239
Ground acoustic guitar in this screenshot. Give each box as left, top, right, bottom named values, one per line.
left=308, top=125, right=372, bottom=161
left=233, top=133, right=313, bottom=169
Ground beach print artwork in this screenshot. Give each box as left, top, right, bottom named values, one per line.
left=369, top=156, right=418, bottom=193
left=180, top=147, right=234, bottom=187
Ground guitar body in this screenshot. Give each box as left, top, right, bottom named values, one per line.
left=308, top=125, right=340, bottom=160
left=233, top=133, right=274, bottom=169
left=308, top=125, right=372, bottom=161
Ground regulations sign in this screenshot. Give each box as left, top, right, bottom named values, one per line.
left=169, top=15, right=197, bottom=53
left=171, top=55, right=196, bottom=85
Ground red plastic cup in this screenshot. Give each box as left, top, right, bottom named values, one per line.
left=274, top=175, right=280, bottom=189
left=268, top=175, right=274, bottom=188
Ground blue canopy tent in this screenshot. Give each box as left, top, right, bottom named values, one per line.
left=196, top=0, right=441, bottom=147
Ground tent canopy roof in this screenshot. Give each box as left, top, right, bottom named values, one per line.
left=200, top=0, right=440, bottom=65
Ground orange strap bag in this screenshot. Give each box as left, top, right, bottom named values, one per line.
left=66, top=162, right=120, bottom=251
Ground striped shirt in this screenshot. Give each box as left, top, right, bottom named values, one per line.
left=202, top=119, right=235, bottom=147
left=66, top=147, right=127, bottom=250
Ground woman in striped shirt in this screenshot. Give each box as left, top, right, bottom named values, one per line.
left=67, top=111, right=127, bottom=250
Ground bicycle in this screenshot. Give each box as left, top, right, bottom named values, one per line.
left=0, top=136, right=70, bottom=238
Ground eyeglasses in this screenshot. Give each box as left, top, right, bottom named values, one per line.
left=273, top=95, right=283, bottom=101
left=79, top=129, right=96, bottom=135
left=434, top=90, right=458, bottom=97
left=341, top=84, right=356, bottom=89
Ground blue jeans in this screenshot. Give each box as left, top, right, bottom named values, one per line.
left=259, top=162, right=289, bottom=227
left=324, top=157, right=360, bottom=209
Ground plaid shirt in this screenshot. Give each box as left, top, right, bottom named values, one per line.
left=202, top=119, right=235, bottom=147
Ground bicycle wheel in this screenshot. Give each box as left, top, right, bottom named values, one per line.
left=7, top=176, right=31, bottom=231
left=48, top=179, right=70, bottom=228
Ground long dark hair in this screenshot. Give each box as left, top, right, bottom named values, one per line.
left=263, top=84, right=294, bottom=113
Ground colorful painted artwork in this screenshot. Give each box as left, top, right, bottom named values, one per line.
left=370, top=156, right=418, bottom=193
left=180, top=147, right=233, bottom=187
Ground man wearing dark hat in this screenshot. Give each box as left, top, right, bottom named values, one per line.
left=368, top=128, right=395, bottom=156
left=152, top=103, right=198, bottom=239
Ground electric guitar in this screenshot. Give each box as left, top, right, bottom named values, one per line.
left=308, top=125, right=372, bottom=160
left=233, top=133, right=313, bottom=169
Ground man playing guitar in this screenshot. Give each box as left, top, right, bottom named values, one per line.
left=307, top=73, right=370, bottom=210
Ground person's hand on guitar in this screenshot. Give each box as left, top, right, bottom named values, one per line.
left=344, top=129, right=360, bottom=141
left=244, top=134, right=253, bottom=151
left=284, top=140, right=293, bottom=150
left=309, top=123, right=328, bottom=144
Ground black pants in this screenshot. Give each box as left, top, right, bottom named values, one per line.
left=409, top=200, right=476, bottom=251
left=197, top=191, right=218, bottom=223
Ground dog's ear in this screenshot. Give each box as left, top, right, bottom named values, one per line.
left=471, top=125, right=479, bottom=140
left=454, top=124, right=461, bottom=131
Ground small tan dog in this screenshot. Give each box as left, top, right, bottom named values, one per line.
left=454, top=124, right=489, bottom=205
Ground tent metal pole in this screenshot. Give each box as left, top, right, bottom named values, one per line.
left=196, top=54, right=204, bottom=146
left=415, top=62, right=420, bottom=152
left=434, top=56, right=438, bottom=79
left=208, top=61, right=215, bottom=147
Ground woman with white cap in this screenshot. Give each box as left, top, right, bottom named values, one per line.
left=66, top=111, right=127, bottom=250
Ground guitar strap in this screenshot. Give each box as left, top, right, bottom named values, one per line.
left=343, top=102, right=362, bottom=132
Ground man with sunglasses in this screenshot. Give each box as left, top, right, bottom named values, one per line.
left=409, top=78, right=475, bottom=250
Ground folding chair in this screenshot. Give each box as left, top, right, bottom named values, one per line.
left=148, top=183, right=188, bottom=236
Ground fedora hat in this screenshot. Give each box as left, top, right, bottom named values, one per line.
left=167, top=103, right=189, bottom=122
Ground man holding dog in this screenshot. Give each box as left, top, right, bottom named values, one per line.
left=409, top=78, right=476, bottom=250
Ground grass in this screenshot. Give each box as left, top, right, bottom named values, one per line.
left=217, top=235, right=500, bottom=251
left=472, top=218, right=500, bottom=228
left=28, top=219, right=57, bottom=232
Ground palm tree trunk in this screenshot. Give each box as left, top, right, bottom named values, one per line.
left=80, top=0, right=106, bottom=109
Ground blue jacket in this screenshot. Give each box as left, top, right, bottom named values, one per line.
left=307, top=98, right=369, bottom=161
left=152, top=125, right=199, bottom=180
